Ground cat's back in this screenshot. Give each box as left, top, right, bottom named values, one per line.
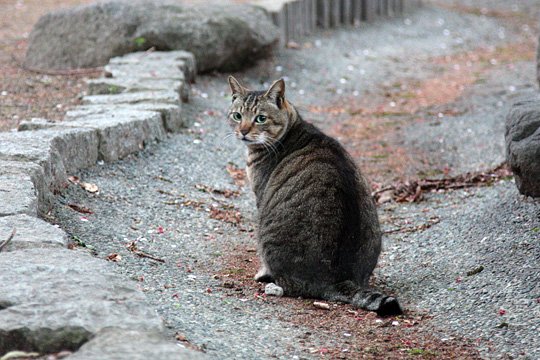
left=258, top=119, right=366, bottom=218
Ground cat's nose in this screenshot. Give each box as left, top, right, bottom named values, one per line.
left=240, top=128, right=250, bottom=136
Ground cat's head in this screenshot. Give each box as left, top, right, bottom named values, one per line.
left=226, top=76, right=294, bottom=147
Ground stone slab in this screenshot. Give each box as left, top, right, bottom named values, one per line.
left=50, top=128, right=100, bottom=174
left=0, top=128, right=99, bottom=189
left=0, top=248, right=164, bottom=354
left=0, top=160, right=51, bottom=214
left=68, top=329, right=206, bottom=360
left=64, top=109, right=166, bottom=162
left=0, top=175, right=37, bottom=217
left=0, top=214, right=67, bottom=251
left=104, top=63, right=184, bottom=81
left=82, top=90, right=180, bottom=106
left=17, top=118, right=57, bottom=131
left=68, top=103, right=188, bottom=133
left=109, top=50, right=197, bottom=83
left=86, top=77, right=190, bottom=103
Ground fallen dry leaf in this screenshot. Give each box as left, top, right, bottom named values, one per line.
left=80, top=181, right=99, bottom=193
left=67, top=175, right=80, bottom=184
left=67, top=203, right=94, bottom=214
left=226, top=163, right=246, bottom=187
left=209, top=205, right=242, bottom=226
left=195, top=183, right=240, bottom=198
left=313, top=301, right=331, bottom=310
left=107, top=253, right=121, bottom=262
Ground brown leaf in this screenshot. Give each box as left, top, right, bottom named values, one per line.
left=209, top=206, right=242, bottom=226
left=195, top=183, right=240, bottom=198
left=67, top=175, right=80, bottom=184
left=286, top=41, right=301, bottom=49
left=107, top=253, right=121, bottom=262
left=80, top=181, right=99, bottom=193
left=226, top=163, right=246, bottom=187
left=175, top=332, right=187, bottom=342
left=67, top=203, right=94, bottom=214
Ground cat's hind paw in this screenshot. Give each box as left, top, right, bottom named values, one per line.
left=376, top=296, right=403, bottom=317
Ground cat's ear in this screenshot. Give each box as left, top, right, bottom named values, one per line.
left=228, top=76, right=247, bottom=99
left=264, top=79, right=286, bottom=107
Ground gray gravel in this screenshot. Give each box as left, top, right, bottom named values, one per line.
left=52, top=3, right=540, bottom=359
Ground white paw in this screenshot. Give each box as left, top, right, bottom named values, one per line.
left=264, top=283, right=284, bottom=297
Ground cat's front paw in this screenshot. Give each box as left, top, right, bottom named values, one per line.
left=254, top=267, right=274, bottom=283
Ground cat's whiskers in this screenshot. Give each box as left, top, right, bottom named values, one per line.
left=220, top=132, right=236, bottom=145
left=261, top=137, right=279, bottom=160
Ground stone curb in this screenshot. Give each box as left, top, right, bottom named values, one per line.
left=0, top=50, right=202, bottom=359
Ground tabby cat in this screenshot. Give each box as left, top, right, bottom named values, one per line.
left=226, top=76, right=402, bottom=316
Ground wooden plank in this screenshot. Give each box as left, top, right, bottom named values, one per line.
left=351, top=0, right=362, bottom=25
left=292, top=0, right=300, bottom=40
left=341, top=0, right=353, bottom=25
left=296, top=0, right=305, bottom=36
left=362, top=0, right=376, bottom=21
left=310, top=0, right=317, bottom=31
left=395, top=0, right=402, bottom=14
left=317, top=0, right=331, bottom=28
left=277, top=5, right=288, bottom=45
left=285, top=1, right=295, bottom=42
left=304, top=0, right=312, bottom=34
left=331, top=0, right=341, bottom=27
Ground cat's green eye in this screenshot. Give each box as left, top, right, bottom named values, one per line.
left=254, top=115, right=267, bottom=124
left=232, top=112, right=242, bottom=122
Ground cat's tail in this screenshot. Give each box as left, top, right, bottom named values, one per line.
left=324, top=281, right=403, bottom=317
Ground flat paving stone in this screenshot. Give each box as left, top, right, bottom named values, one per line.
left=0, top=160, right=51, bottom=213
left=0, top=128, right=99, bottom=188
left=0, top=248, right=164, bottom=354
left=64, top=109, right=166, bottom=162
left=82, top=90, right=180, bottom=106
left=68, top=103, right=188, bottom=133
left=68, top=329, right=205, bottom=360
left=0, top=214, right=67, bottom=251
left=0, top=175, right=37, bottom=217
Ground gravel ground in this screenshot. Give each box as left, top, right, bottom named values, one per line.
left=51, top=2, right=540, bottom=359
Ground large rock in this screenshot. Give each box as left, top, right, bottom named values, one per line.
left=24, top=1, right=279, bottom=73
left=505, top=96, right=540, bottom=197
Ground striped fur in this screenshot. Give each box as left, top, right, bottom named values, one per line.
left=227, top=76, right=402, bottom=316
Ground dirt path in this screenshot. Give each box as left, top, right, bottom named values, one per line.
left=35, top=1, right=540, bottom=359
left=0, top=0, right=98, bottom=131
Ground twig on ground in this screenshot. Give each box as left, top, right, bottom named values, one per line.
left=373, top=163, right=512, bottom=204
left=0, top=228, right=16, bottom=252
left=384, top=217, right=441, bottom=235
left=126, top=240, right=165, bottom=263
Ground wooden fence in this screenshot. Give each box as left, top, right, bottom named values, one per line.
left=255, top=0, right=423, bottom=45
